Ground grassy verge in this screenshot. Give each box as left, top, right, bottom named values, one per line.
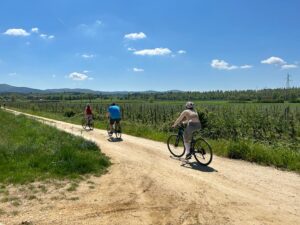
left=4, top=107, right=300, bottom=173
left=0, top=109, right=110, bottom=184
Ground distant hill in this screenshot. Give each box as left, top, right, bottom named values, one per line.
left=0, top=84, right=163, bottom=94
left=45, top=88, right=99, bottom=94
left=0, top=84, right=43, bottom=93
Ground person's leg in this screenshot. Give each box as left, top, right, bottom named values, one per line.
left=88, top=115, right=92, bottom=125
left=183, top=126, right=193, bottom=159
left=116, top=119, right=121, bottom=132
left=109, top=119, right=114, bottom=133
left=185, top=122, right=201, bottom=158
left=184, top=141, right=191, bottom=154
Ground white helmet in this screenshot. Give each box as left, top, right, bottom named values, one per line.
left=185, top=101, right=194, bottom=109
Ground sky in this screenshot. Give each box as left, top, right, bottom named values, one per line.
left=0, top=0, right=299, bottom=91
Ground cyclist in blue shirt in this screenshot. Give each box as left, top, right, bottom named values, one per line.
left=107, top=103, right=121, bottom=134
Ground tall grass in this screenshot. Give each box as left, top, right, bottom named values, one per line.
left=0, top=110, right=110, bottom=184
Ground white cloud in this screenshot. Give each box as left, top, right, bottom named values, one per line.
left=261, top=56, right=286, bottom=65
left=83, top=70, right=90, bottom=73
left=127, top=47, right=136, bottom=51
left=40, top=34, right=55, bottom=40
left=281, top=64, right=298, bottom=69
left=81, top=54, right=95, bottom=59
left=133, top=67, right=144, bottom=72
left=40, top=34, right=47, bottom=38
left=134, top=48, right=172, bottom=56
left=88, top=77, right=94, bottom=80
left=124, top=32, right=147, bottom=40
left=178, top=50, right=186, bottom=54
left=211, top=59, right=238, bottom=70
left=240, top=65, right=253, bottom=69
left=3, top=28, right=30, bottom=36
left=69, top=72, right=88, bottom=81
left=31, top=27, right=39, bottom=33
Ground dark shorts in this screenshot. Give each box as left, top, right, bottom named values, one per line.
left=110, top=118, right=121, bottom=125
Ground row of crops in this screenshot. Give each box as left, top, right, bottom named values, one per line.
left=6, top=101, right=300, bottom=150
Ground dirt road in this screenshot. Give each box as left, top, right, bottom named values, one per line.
left=1, top=109, right=300, bottom=225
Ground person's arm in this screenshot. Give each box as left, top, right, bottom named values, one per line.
left=172, top=111, right=187, bottom=127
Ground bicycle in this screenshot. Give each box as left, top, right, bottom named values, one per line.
left=82, top=115, right=94, bottom=130
left=167, top=124, right=213, bottom=166
left=107, top=120, right=122, bottom=139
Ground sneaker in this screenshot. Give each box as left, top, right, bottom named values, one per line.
left=185, top=152, right=192, bottom=160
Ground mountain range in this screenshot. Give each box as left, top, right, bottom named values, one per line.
left=0, top=84, right=180, bottom=94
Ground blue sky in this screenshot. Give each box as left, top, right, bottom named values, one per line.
left=0, top=0, right=299, bottom=91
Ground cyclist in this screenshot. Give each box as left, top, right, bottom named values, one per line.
left=107, top=103, right=121, bottom=134
left=84, top=104, right=93, bottom=124
left=172, top=101, right=201, bottom=159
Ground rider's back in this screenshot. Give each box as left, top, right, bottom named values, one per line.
left=108, top=105, right=121, bottom=119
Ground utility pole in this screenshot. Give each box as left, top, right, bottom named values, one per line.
left=285, top=73, right=292, bottom=101
left=286, top=73, right=291, bottom=89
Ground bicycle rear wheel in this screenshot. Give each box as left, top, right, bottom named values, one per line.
left=167, top=135, right=185, bottom=157
left=193, top=137, right=213, bottom=166
left=88, top=120, right=94, bottom=130
left=82, top=118, right=87, bottom=130
left=115, top=125, right=122, bottom=139
left=107, top=123, right=112, bottom=137
left=115, top=131, right=122, bottom=139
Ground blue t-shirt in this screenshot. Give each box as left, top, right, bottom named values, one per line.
left=108, top=105, right=121, bottom=119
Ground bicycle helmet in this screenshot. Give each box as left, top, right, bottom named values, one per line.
left=185, top=101, right=194, bottom=109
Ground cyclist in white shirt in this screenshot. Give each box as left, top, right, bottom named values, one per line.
left=172, top=102, right=201, bottom=159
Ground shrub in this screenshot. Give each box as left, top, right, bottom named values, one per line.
left=227, top=141, right=250, bottom=160
left=64, top=110, right=75, bottom=117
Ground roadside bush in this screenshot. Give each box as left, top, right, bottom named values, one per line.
left=227, top=141, right=250, bottom=159
left=64, top=110, right=75, bottom=117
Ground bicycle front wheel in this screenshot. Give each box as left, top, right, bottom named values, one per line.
left=167, top=135, right=185, bottom=157
left=193, top=138, right=213, bottom=166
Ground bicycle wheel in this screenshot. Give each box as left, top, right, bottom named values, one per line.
left=107, top=123, right=112, bottom=137
left=82, top=118, right=87, bottom=130
left=115, top=131, right=122, bottom=139
left=115, top=125, right=122, bottom=139
left=193, top=137, right=213, bottom=166
left=88, top=120, right=94, bottom=130
left=167, top=135, right=185, bottom=157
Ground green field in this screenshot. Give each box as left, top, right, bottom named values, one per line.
left=0, top=110, right=110, bottom=184
left=4, top=100, right=300, bottom=173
